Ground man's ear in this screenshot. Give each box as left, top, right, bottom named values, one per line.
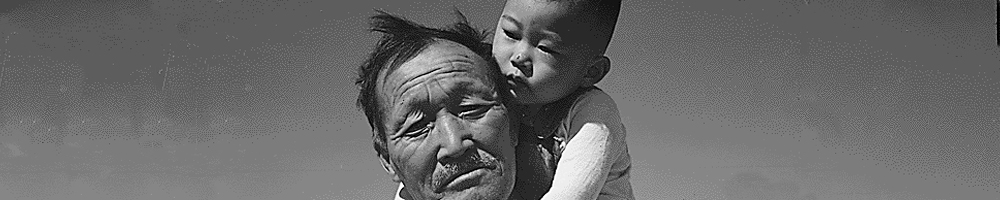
left=582, top=55, right=610, bottom=86
left=379, top=156, right=402, bottom=182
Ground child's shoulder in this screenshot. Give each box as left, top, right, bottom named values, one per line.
left=567, top=86, right=620, bottom=116
left=557, top=87, right=623, bottom=135
left=529, top=86, right=621, bottom=137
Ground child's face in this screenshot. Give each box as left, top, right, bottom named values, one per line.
left=492, top=0, right=596, bottom=105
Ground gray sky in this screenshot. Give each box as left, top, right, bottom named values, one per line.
left=0, top=0, right=997, bottom=199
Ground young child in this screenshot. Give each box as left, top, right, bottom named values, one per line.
left=493, top=0, right=633, bottom=199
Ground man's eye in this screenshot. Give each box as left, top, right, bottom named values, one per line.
left=400, top=112, right=432, bottom=137
left=403, top=120, right=433, bottom=137
left=458, top=104, right=492, bottom=119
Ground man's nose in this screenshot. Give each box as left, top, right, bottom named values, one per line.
left=435, top=116, right=475, bottom=161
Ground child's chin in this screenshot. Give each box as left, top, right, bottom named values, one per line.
left=508, top=91, right=528, bottom=103
left=513, top=96, right=543, bottom=105
left=509, top=88, right=537, bottom=104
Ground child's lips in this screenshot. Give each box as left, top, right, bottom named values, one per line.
left=506, top=79, right=527, bottom=97
left=506, top=79, right=518, bottom=88
left=506, top=80, right=520, bottom=97
left=506, top=76, right=528, bottom=88
left=505, top=74, right=529, bottom=99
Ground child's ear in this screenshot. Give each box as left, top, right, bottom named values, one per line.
left=379, top=156, right=402, bottom=183
left=582, top=55, right=610, bottom=86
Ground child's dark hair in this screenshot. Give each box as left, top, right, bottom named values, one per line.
left=549, top=0, right=622, bottom=54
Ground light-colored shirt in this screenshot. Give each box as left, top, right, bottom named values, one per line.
left=530, top=87, right=633, bottom=200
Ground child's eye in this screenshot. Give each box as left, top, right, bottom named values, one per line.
left=538, top=45, right=559, bottom=55
left=503, top=30, right=521, bottom=40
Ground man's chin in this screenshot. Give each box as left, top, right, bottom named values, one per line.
left=425, top=175, right=513, bottom=200
left=437, top=185, right=511, bottom=200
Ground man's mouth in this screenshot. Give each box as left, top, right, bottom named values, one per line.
left=434, top=163, right=497, bottom=193
left=441, top=167, right=488, bottom=192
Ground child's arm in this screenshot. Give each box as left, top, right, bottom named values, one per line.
left=541, top=93, right=629, bottom=200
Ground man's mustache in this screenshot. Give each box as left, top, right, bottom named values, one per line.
left=431, top=151, right=500, bottom=193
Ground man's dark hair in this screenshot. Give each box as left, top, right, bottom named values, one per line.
left=355, top=10, right=504, bottom=163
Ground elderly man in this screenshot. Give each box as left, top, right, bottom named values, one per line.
left=355, top=11, right=519, bottom=200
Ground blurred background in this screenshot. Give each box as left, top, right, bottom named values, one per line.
left=0, top=0, right=997, bottom=199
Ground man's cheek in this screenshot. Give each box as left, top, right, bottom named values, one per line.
left=393, top=152, right=431, bottom=183
left=393, top=137, right=427, bottom=158
left=391, top=143, right=426, bottom=170
left=473, top=127, right=509, bottom=152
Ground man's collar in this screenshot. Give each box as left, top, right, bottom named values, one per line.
left=398, top=185, right=413, bottom=200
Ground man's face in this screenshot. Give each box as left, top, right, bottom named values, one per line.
left=377, top=39, right=516, bottom=200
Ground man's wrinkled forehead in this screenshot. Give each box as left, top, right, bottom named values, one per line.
left=376, top=40, right=493, bottom=107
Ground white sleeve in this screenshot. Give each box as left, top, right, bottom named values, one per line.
left=541, top=91, right=627, bottom=200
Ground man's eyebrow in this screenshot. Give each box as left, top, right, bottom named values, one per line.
left=500, top=15, right=522, bottom=29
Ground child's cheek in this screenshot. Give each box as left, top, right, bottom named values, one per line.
left=491, top=49, right=508, bottom=66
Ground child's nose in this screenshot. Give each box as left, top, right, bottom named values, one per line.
left=509, top=53, right=531, bottom=71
